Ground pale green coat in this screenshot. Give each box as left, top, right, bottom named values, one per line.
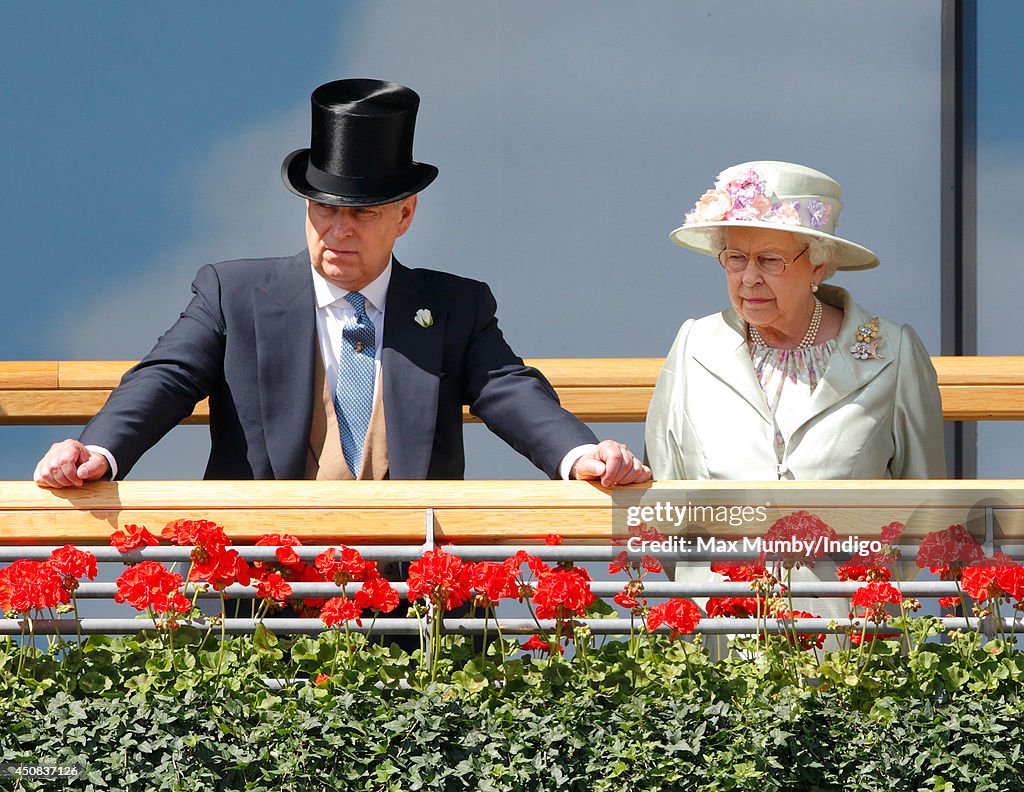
left=644, top=285, right=946, bottom=482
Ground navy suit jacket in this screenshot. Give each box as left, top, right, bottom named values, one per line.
left=80, top=252, right=597, bottom=480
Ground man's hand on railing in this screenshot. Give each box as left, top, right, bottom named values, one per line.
left=570, top=439, right=651, bottom=486
left=33, top=439, right=110, bottom=489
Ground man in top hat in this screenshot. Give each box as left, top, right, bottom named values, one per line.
left=34, top=79, right=649, bottom=488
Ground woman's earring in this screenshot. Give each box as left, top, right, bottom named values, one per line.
left=811, top=282, right=819, bottom=293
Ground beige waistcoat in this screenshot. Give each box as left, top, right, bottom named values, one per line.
left=306, top=353, right=389, bottom=481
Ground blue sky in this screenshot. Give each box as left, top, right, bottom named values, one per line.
left=1, top=2, right=1019, bottom=480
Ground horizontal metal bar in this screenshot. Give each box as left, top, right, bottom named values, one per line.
left=2, top=616, right=1020, bottom=636
left=9, top=542, right=1024, bottom=563
left=59, top=580, right=969, bottom=599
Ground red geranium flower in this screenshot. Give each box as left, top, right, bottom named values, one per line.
left=916, top=524, right=984, bottom=574
left=320, top=595, right=363, bottom=627
left=115, top=560, right=190, bottom=616
left=771, top=609, right=825, bottom=651
left=521, top=633, right=563, bottom=654
left=706, top=596, right=761, bottom=619
left=710, top=560, right=774, bottom=583
left=544, top=534, right=563, bottom=546
left=851, top=581, right=902, bottom=623
left=614, top=591, right=640, bottom=610
left=849, top=630, right=900, bottom=645
left=48, top=545, right=98, bottom=587
left=407, top=549, right=470, bottom=610
left=759, top=511, right=838, bottom=569
left=0, top=560, right=69, bottom=613
left=353, top=577, right=400, bottom=614
left=836, top=561, right=892, bottom=583
left=255, top=533, right=304, bottom=569
left=533, top=566, right=595, bottom=620
left=646, top=598, right=701, bottom=639
left=189, top=545, right=251, bottom=592
left=467, top=561, right=517, bottom=609
left=880, top=522, right=906, bottom=545
left=110, top=524, right=159, bottom=553
left=315, top=546, right=371, bottom=587
left=162, top=518, right=225, bottom=547
left=254, top=571, right=293, bottom=603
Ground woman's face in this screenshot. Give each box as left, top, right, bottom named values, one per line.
left=723, top=227, right=823, bottom=340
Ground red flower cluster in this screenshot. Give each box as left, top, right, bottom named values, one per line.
left=770, top=608, right=825, bottom=651
left=254, top=534, right=325, bottom=613
left=647, top=598, right=701, bottom=639
left=0, top=544, right=98, bottom=614
left=353, top=577, right=400, bottom=614
left=162, top=519, right=251, bottom=592
left=504, top=550, right=552, bottom=600
left=110, top=524, right=159, bottom=553
left=710, top=560, right=773, bottom=583
left=0, top=559, right=69, bottom=614
left=960, top=561, right=1024, bottom=604
left=406, top=549, right=470, bottom=610
left=836, top=561, right=892, bottom=583
left=613, top=580, right=648, bottom=613
left=315, top=546, right=373, bottom=587
left=48, top=544, right=98, bottom=590
left=759, top=511, right=838, bottom=569
left=254, top=572, right=293, bottom=603
left=706, top=596, right=762, bottom=619
left=533, top=566, right=595, bottom=621
left=466, top=561, right=518, bottom=609
left=916, top=524, right=983, bottom=575
left=610, top=523, right=666, bottom=575
left=114, top=560, right=190, bottom=616
left=320, top=595, right=363, bottom=627
left=851, top=581, right=902, bottom=623
left=522, top=633, right=563, bottom=654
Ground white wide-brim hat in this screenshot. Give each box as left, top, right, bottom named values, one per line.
left=669, top=161, right=879, bottom=271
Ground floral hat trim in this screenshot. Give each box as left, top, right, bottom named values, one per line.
left=683, top=167, right=838, bottom=233
left=669, top=161, right=881, bottom=271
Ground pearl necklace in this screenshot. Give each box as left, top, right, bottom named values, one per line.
left=748, top=297, right=822, bottom=350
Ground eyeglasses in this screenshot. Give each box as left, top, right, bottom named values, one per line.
left=717, top=246, right=809, bottom=275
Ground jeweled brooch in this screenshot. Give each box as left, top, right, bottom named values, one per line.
left=850, top=317, right=884, bottom=360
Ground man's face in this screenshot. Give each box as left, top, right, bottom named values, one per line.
left=305, top=196, right=417, bottom=290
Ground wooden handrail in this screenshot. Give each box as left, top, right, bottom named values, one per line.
left=1, top=480, right=1023, bottom=545
left=0, top=357, right=1022, bottom=425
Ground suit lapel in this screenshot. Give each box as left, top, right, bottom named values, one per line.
left=691, top=310, right=773, bottom=425
left=382, top=260, right=444, bottom=479
left=253, top=251, right=316, bottom=479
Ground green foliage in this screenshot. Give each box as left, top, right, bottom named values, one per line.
left=1, top=631, right=1023, bottom=791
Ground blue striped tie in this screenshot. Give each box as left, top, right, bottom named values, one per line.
left=334, top=291, right=375, bottom=476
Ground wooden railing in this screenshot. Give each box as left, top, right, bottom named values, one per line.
left=1, top=357, right=1022, bottom=425
left=2, top=480, right=1022, bottom=546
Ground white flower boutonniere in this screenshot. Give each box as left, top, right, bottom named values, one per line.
left=414, top=308, right=433, bottom=328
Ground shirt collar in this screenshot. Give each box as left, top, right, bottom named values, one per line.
left=311, top=256, right=393, bottom=312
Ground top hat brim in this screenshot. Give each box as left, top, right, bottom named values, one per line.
left=281, top=149, right=438, bottom=207
left=669, top=220, right=880, bottom=272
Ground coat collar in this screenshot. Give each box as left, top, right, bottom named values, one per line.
left=382, top=259, right=444, bottom=479
left=797, top=284, right=893, bottom=435
left=690, top=284, right=894, bottom=438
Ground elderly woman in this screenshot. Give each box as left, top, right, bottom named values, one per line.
left=646, top=161, right=945, bottom=481
left=644, top=161, right=945, bottom=631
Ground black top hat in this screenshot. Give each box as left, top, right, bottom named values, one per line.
left=281, top=79, right=438, bottom=206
